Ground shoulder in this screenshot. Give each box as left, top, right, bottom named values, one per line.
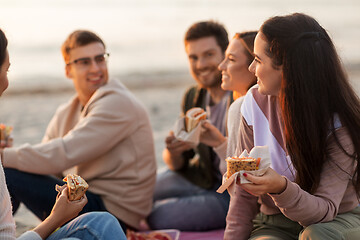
left=241, top=85, right=260, bottom=121
left=182, top=85, right=207, bottom=113
left=228, top=96, right=245, bottom=118
left=241, top=85, right=276, bottom=124
left=86, top=79, right=147, bottom=115
left=325, top=126, right=356, bottom=178
left=327, top=126, right=354, bottom=154
left=54, top=95, right=80, bottom=115
left=183, top=85, right=206, bottom=100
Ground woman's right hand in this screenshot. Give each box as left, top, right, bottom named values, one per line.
left=50, top=186, right=88, bottom=226
left=33, top=186, right=87, bottom=239
left=200, top=121, right=226, bottom=148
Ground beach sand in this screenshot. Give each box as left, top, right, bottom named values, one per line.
left=0, top=68, right=359, bottom=236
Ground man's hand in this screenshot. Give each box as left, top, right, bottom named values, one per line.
left=163, top=131, right=192, bottom=170
left=200, top=121, right=226, bottom=148
left=238, top=168, right=287, bottom=196
left=0, top=137, right=13, bottom=148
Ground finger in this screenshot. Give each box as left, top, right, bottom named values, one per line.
left=59, top=186, right=69, bottom=199
left=201, top=121, right=210, bottom=129
left=72, top=194, right=88, bottom=208
left=240, top=183, right=262, bottom=197
left=242, top=172, right=262, bottom=185
left=168, top=140, right=187, bottom=149
left=165, top=136, right=176, bottom=144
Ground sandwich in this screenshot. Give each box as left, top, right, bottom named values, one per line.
left=185, top=107, right=207, bottom=132
left=62, top=174, right=89, bottom=201
left=226, top=156, right=261, bottom=179
left=0, top=124, right=13, bottom=147
left=127, top=229, right=173, bottom=240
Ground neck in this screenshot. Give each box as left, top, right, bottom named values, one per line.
left=78, top=94, right=91, bottom=108
left=233, top=91, right=242, bottom=100
left=207, top=84, right=227, bottom=105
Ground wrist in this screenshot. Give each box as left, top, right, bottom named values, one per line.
left=45, top=214, right=63, bottom=227
left=216, top=137, right=226, bottom=147
left=277, top=176, right=287, bottom=194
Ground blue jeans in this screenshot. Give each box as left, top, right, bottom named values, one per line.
left=147, top=169, right=229, bottom=231
left=47, top=212, right=126, bottom=240
left=4, top=169, right=127, bottom=232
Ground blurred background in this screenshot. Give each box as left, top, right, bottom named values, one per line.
left=1, top=0, right=360, bottom=233
left=0, top=0, right=359, bottom=166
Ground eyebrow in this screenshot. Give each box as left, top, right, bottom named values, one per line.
left=204, top=48, right=217, bottom=53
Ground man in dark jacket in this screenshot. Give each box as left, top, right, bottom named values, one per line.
left=148, top=21, right=233, bottom=231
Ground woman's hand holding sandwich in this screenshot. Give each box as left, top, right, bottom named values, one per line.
left=239, top=168, right=287, bottom=197
left=199, top=121, right=226, bottom=148
left=33, top=186, right=87, bottom=239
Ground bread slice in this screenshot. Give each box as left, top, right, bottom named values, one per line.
left=185, top=107, right=207, bottom=132
left=63, top=174, right=89, bottom=201
left=226, top=156, right=260, bottom=179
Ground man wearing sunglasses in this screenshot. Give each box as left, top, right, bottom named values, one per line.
left=1, top=30, right=157, bottom=232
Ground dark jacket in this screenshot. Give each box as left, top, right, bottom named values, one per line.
left=176, top=85, right=233, bottom=189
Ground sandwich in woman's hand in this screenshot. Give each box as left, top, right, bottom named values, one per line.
left=185, top=107, right=207, bottom=132
left=226, top=156, right=261, bottom=179
left=62, top=174, right=89, bottom=201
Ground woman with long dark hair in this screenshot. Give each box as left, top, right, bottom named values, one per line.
left=225, top=13, right=360, bottom=239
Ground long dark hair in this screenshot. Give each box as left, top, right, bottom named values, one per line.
left=261, top=13, right=360, bottom=195
left=0, top=29, right=8, bottom=67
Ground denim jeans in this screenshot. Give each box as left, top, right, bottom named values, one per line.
left=147, top=169, right=230, bottom=231
left=47, top=212, right=127, bottom=240
left=4, top=169, right=127, bottom=232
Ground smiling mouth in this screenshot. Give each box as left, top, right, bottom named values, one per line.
left=88, top=76, right=102, bottom=82
left=197, top=70, right=212, bottom=77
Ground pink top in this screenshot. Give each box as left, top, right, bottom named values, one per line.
left=224, top=86, right=359, bottom=240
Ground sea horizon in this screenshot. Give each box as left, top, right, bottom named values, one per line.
left=0, top=0, right=359, bottom=93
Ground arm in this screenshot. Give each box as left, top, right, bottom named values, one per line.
left=224, top=185, right=259, bottom=240
left=0, top=163, right=16, bottom=240
left=200, top=121, right=227, bottom=151
left=162, top=86, right=201, bottom=170
left=224, top=112, right=257, bottom=239
left=31, top=187, right=87, bottom=239
left=3, top=92, right=139, bottom=174
left=162, top=131, right=192, bottom=170
left=273, top=127, right=355, bottom=226
left=242, top=127, right=356, bottom=226
left=199, top=121, right=228, bottom=174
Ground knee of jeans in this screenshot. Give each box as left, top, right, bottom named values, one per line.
left=85, top=212, right=118, bottom=226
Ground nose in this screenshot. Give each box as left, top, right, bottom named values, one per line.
left=196, top=57, right=207, bottom=69
left=89, top=59, right=101, bottom=72
left=218, top=58, right=226, bottom=71
left=248, top=59, right=256, bottom=74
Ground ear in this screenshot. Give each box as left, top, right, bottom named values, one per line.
left=65, top=64, right=73, bottom=79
